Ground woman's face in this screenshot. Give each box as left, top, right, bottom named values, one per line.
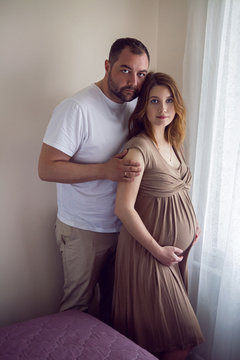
left=146, top=85, right=176, bottom=129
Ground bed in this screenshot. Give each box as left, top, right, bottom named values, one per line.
left=0, top=310, right=157, bottom=359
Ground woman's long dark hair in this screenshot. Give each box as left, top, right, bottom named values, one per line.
left=128, top=72, right=186, bottom=149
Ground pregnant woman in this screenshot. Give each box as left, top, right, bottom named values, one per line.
left=112, top=72, right=203, bottom=360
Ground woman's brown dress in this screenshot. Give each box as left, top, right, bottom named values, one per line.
left=112, top=134, right=203, bottom=354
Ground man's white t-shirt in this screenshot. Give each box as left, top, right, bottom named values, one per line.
left=43, top=84, right=137, bottom=233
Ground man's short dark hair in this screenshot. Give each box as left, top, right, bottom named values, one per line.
left=109, top=37, right=150, bottom=65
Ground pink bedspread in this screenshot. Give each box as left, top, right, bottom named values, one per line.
left=0, top=310, right=157, bottom=359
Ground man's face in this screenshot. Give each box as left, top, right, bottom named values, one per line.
left=105, top=47, right=149, bottom=103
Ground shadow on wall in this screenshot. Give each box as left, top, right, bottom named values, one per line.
left=0, top=202, right=63, bottom=327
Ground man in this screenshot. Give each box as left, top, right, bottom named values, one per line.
left=38, top=37, right=150, bottom=324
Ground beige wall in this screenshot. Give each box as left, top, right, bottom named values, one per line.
left=0, top=0, right=187, bottom=326
left=157, top=0, right=188, bottom=89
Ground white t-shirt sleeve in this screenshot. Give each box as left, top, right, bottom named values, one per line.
left=43, top=99, right=85, bottom=157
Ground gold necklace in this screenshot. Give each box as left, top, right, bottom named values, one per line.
left=156, top=143, right=173, bottom=163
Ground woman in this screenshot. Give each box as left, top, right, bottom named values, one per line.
left=112, top=72, right=203, bottom=360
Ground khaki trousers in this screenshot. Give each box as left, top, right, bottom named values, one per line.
left=55, top=218, right=118, bottom=325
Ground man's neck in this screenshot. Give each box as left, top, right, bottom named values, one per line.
left=95, top=79, right=123, bottom=104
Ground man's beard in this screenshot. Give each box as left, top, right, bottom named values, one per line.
left=107, top=72, right=139, bottom=102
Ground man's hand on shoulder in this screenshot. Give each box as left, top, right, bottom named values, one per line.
left=103, top=149, right=142, bottom=182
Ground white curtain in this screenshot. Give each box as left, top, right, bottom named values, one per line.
left=183, top=1, right=240, bottom=359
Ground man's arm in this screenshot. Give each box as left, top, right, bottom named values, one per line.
left=38, top=143, right=141, bottom=183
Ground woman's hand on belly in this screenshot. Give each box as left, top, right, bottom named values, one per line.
left=193, top=222, right=201, bottom=244
left=158, top=246, right=183, bottom=266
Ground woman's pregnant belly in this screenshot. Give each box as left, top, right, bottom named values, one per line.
left=136, top=191, right=197, bottom=252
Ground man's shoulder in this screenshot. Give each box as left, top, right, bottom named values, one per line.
left=71, top=84, right=100, bottom=103
left=53, top=84, right=98, bottom=113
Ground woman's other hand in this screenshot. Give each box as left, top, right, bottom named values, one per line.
left=194, top=223, right=201, bottom=244
left=158, top=246, right=183, bottom=266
